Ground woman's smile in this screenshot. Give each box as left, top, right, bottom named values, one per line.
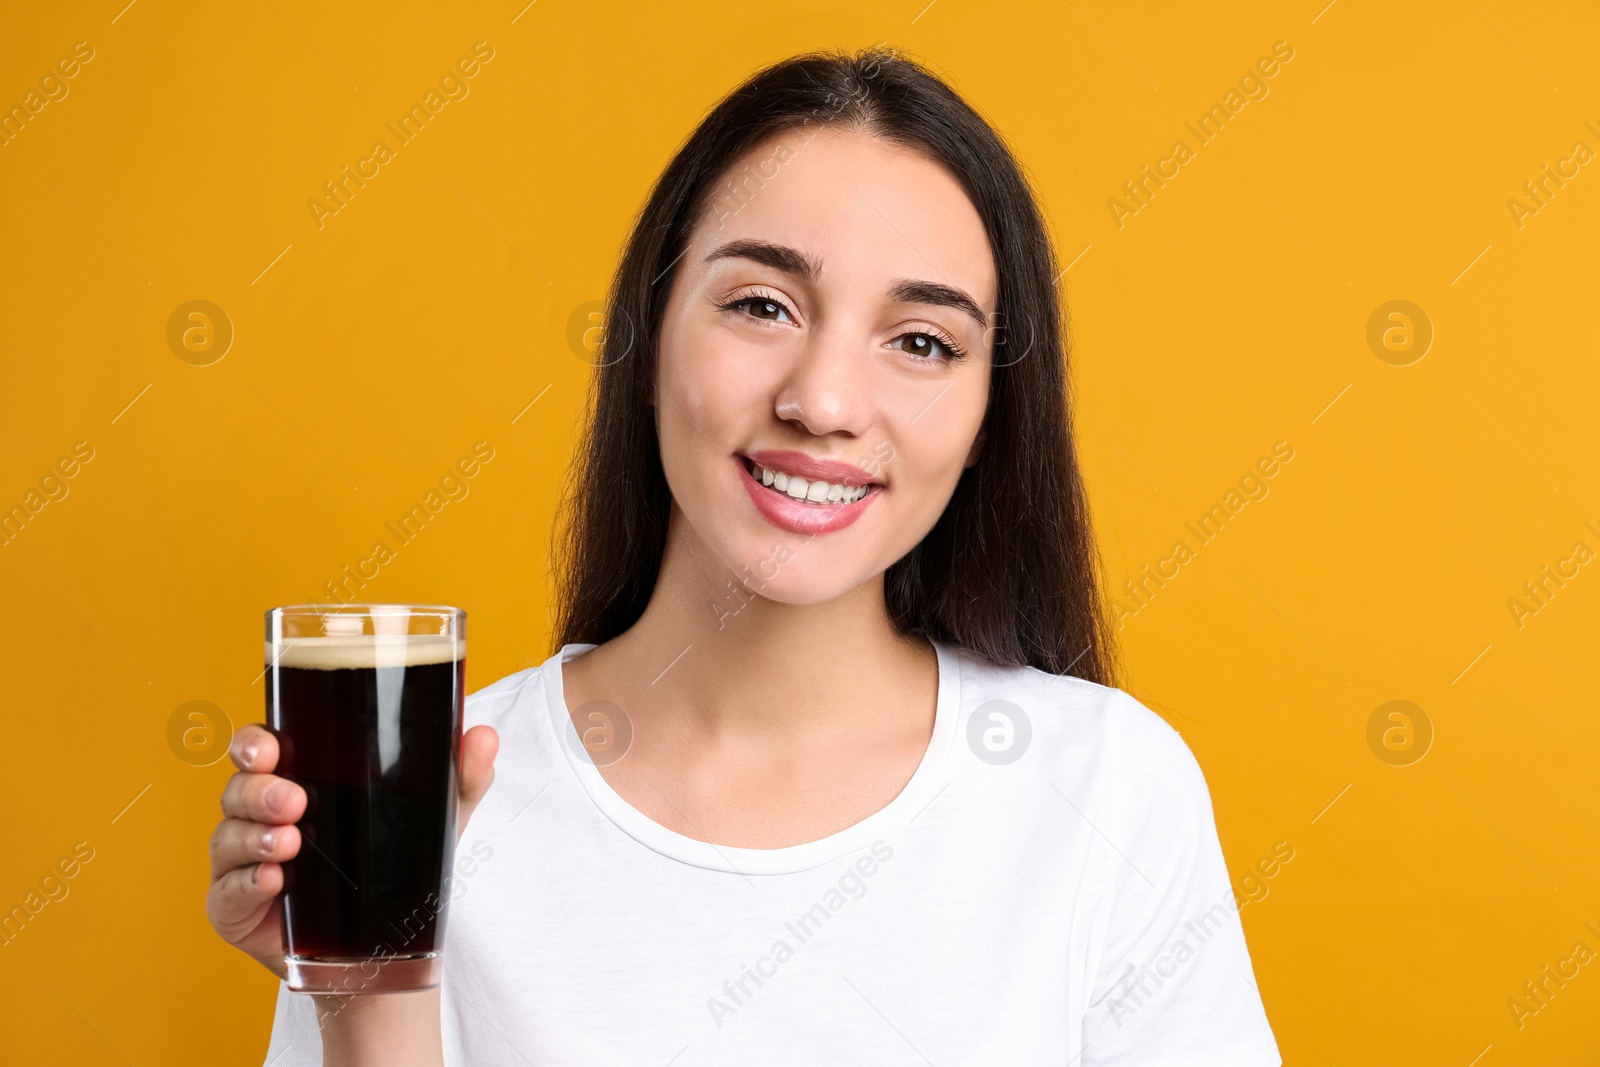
left=734, top=452, right=885, bottom=535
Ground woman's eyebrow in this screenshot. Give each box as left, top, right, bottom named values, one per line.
left=704, top=240, right=986, bottom=326
left=888, top=279, right=987, bottom=327
left=704, top=239, right=821, bottom=281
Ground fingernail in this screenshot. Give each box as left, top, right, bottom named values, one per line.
left=260, top=829, right=279, bottom=856
left=252, top=863, right=262, bottom=887
left=241, top=739, right=261, bottom=767
left=264, top=784, right=287, bottom=813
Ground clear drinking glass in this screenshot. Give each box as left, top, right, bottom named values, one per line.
left=264, top=604, right=466, bottom=994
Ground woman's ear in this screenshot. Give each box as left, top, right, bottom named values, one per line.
left=963, top=423, right=986, bottom=469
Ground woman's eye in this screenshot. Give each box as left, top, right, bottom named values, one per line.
left=893, top=332, right=960, bottom=361
left=730, top=298, right=791, bottom=323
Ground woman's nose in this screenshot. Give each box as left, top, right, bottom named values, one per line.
left=771, top=326, right=874, bottom=438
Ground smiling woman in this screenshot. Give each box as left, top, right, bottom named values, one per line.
left=209, top=46, right=1281, bottom=1067
left=566, top=57, right=1107, bottom=676
left=653, top=131, right=997, bottom=557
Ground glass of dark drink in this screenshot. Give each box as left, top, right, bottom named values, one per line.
left=264, top=604, right=466, bottom=995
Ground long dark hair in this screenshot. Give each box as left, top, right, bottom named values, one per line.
left=552, top=46, right=1119, bottom=686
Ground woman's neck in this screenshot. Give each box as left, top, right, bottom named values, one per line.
left=556, top=504, right=941, bottom=849
left=572, top=504, right=936, bottom=742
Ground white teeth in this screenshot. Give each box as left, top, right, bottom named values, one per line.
left=749, top=461, right=871, bottom=505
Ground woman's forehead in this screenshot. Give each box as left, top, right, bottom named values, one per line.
left=688, top=127, right=997, bottom=312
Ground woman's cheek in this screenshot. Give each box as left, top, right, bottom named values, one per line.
left=678, top=333, right=758, bottom=426
left=898, top=420, right=957, bottom=487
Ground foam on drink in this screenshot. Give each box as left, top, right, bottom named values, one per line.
left=266, top=635, right=464, bottom=670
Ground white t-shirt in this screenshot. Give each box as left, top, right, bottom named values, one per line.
left=261, top=640, right=1281, bottom=1066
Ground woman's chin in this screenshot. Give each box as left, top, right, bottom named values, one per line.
left=707, top=544, right=877, bottom=610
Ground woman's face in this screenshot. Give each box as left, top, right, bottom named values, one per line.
left=655, top=126, right=996, bottom=605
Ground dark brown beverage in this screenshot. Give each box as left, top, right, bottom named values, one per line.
left=265, top=633, right=463, bottom=988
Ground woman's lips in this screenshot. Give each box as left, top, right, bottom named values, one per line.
left=743, top=449, right=878, bottom=486
left=735, top=456, right=882, bottom=535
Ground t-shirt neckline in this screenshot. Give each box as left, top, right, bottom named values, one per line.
left=539, top=638, right=960, bottom=875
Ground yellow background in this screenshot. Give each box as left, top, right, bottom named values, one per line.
left=3, top=0, right=1597, bottom=1062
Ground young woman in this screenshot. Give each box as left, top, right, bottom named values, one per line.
left=209, top=48, right=1280, bottom=1066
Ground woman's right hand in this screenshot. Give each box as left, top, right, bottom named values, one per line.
left=205, top=722, right=501, bottom=981
left=205, top=724, right=305, bottom=979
